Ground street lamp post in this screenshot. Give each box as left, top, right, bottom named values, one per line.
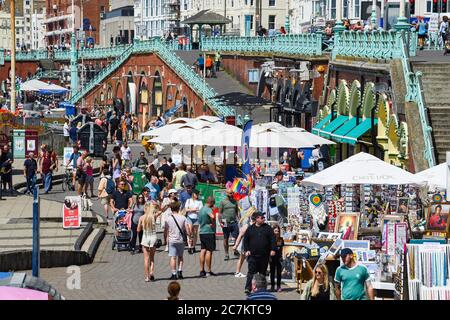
left=334, top=0, right=345, bottom=32
left=10, top=0, right=16, bottom=113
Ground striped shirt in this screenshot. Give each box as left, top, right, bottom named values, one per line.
left=247, top=290, right=277, bottom=301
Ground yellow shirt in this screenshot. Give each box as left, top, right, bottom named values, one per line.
left=173, top=170, right=187, bottom=190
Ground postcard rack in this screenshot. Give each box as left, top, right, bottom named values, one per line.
left=405, top=244, right=450, bottom=300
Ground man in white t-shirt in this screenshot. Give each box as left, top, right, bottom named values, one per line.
left=63, top=119, right=70, bottom=145
left=120, top=141, right=132, bottom=167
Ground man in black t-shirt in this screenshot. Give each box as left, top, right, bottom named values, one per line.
left=0, top=144, right=14, bottom=194
left=110, top=180, right=133, bottom=212
left=158, top=157, right=173, bottom=182
left=23, top=152, right=38, bottom=195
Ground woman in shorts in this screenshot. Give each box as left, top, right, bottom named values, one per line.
left=184, top=189, right=203, bottom=254
left=137, top=202, right=161, bottom=282
left=232, top=206, right=256, bottom=278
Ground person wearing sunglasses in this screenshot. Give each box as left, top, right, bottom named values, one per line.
left=301, top=264, right=336, bottom=300
left=110, top=179, right=133, bottom=215
left=129, top=193, right=147, bottom=254
left=242, top=211, right=276, bottom=295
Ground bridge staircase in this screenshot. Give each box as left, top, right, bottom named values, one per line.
left=68, top=40, right=235, bottom=118
left=412, top=62, right=450, bottom=164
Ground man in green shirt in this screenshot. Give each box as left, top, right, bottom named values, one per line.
left=172, top=163, right=187, bottom=191
left=219, top=188, right=240, bottom=261
left=334, top=248, right=374, bottom=300
left=198, top=197, right=216, bottom=277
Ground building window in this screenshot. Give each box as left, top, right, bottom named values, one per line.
left=250, top=15, right=254, bottom=29
left=268, top=15, right=275, bottom=30
left=251, top=0, right=254, bottom=6
left=354, top=0, right=360, bottom=17
left=248, top=69, right=259, bottom=83
left=331, top=0, right=336, bottom=19
left=269, top=0, right=276, bottom=6
left=343, top=0, right=348, bottom=18
left=231, top=0, right=234, bottom=7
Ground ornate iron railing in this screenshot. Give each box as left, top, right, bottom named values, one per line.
left=201, top=34, right=323, bottom=56
left=399, top=32, right=435, bottom=168
left=68, top=39, right=234, bottom=117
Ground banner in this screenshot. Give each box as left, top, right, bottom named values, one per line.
left=63, top=196, right=82, bottom=229
left=241, top=120, right=252, bottom=176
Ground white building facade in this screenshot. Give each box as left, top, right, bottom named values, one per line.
left=134, top=0, right=172, bottom=38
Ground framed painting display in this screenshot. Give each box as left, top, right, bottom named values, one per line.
left=342, top=240, right=370, bottom=251
left=426, top=203, right=450, bottom=234
left=396, top=197, right=409, bottom=214
left=335, top=212, right=360, bottom=240
left=281, top=243, right=309, bottom=282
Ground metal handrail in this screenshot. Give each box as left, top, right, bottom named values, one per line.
left=399, top=31, right=435, bottom=168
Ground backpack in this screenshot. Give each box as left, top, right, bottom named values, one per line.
left=105, top=178, right=116, bottom=195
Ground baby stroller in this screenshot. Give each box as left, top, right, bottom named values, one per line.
left=112, top=210, right=133, bottom=251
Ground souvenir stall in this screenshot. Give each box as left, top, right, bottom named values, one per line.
left=288, top=152, right=428, bottom=299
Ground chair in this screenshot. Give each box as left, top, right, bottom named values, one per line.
left=294, top=256, right=314, bottom=293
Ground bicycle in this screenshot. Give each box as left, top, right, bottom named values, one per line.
left=61, top=165, right=74, bottom=192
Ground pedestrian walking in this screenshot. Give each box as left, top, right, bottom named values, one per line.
left=198, top=197, right=217, bottom=277
left=158, top=157, right=173, bottom=182
left=161, top=189, right=177, bottom=251
left=0, top=144, right=14, bottom=194
left=110, top=180, right=134, bottom=215
left=40, top=149, right=54, bottom=194
left=334, top=248, right=374, bottom=300
left=109, top=111, right=119, bottom=143
left=185, top=189, right=203, bottom=254
left=130, top=193, right=146, bottom=254
left=137, top=202, right=161, bottom=282
left=66, top=145, right=81, bottom=191
left=219, top=188, right=240, bottom=261
left=134, top=152, right=149, bottom=170
left=84, top=156, right=95, bottom=198
left=301, top=263, right=336, bottom=300
left=23, top=152, right=37, bottom=195
left=63, top=118, right=70, bottom=145
left=181, top=165, right=198, bottom=190
left=172, top=163, right=187, bottom=191
left=164, top=201, right=191, bottom=280
left=269, top=225, right=284, bottom=292
left=98, top=169, right=113, bottom=219
left=112, top=153, right=122, bottom=183
left=246, top=273, right=277, bottom=300
left=120, top=141, right=132, bottom=168
left=76, top=151, right=88, bottom=196
left=232, top=206, right=257, bottom=278
left=243, top=211, right=276, bottom=295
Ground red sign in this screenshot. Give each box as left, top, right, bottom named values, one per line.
left=63, top=196, right=82, bottom=229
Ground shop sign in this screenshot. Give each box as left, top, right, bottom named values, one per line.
left=63, top=196, right=82, bottom=229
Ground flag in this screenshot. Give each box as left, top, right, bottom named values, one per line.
left=241, top=120, right=252, bottom=176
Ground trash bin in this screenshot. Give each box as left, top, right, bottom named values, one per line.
left=131, top=168, right=148, bottom=195
left=12, top=129, right=26, bottom=159
left=197, top=182, right=223, bottom=204
left=25, top=130, right=38, bottom=156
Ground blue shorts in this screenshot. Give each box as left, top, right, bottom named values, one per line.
left=222, top=222, right=239, bottom=240
left=186, top=216, right=199, bottom=225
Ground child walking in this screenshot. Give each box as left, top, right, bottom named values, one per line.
left=270, top=225, right=284, bottom=292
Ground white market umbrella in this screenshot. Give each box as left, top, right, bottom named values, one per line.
left=150, top=121, right=241, bottom=146
left=283, top=127, right=335, bottom=146
left=302, top=152, right=426, bottom=187
left=415, top=163, right=446, bottom=190
left=20, top=79, right=49, bottom=91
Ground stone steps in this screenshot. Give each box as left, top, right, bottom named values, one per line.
left=412, top=62, right=450, bottom=164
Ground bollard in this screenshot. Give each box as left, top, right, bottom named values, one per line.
left=32, top=186, right=40, bottom=277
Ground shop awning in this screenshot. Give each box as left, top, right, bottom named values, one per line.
left=328, top=117, right=359, bottom=142
left=340, top=118, right=377, bottom=145
left=312, top=113, right=332, bottom=134
left=317, top=115, right=349, bottom=138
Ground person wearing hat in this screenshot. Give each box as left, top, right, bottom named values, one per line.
left=334, top=248, right=374, bottom=300
left=271, top=170, right=284, bottom=190
left=185, top=188, right=203, bottom=254
left=242, top=211, right=276, bottom=295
